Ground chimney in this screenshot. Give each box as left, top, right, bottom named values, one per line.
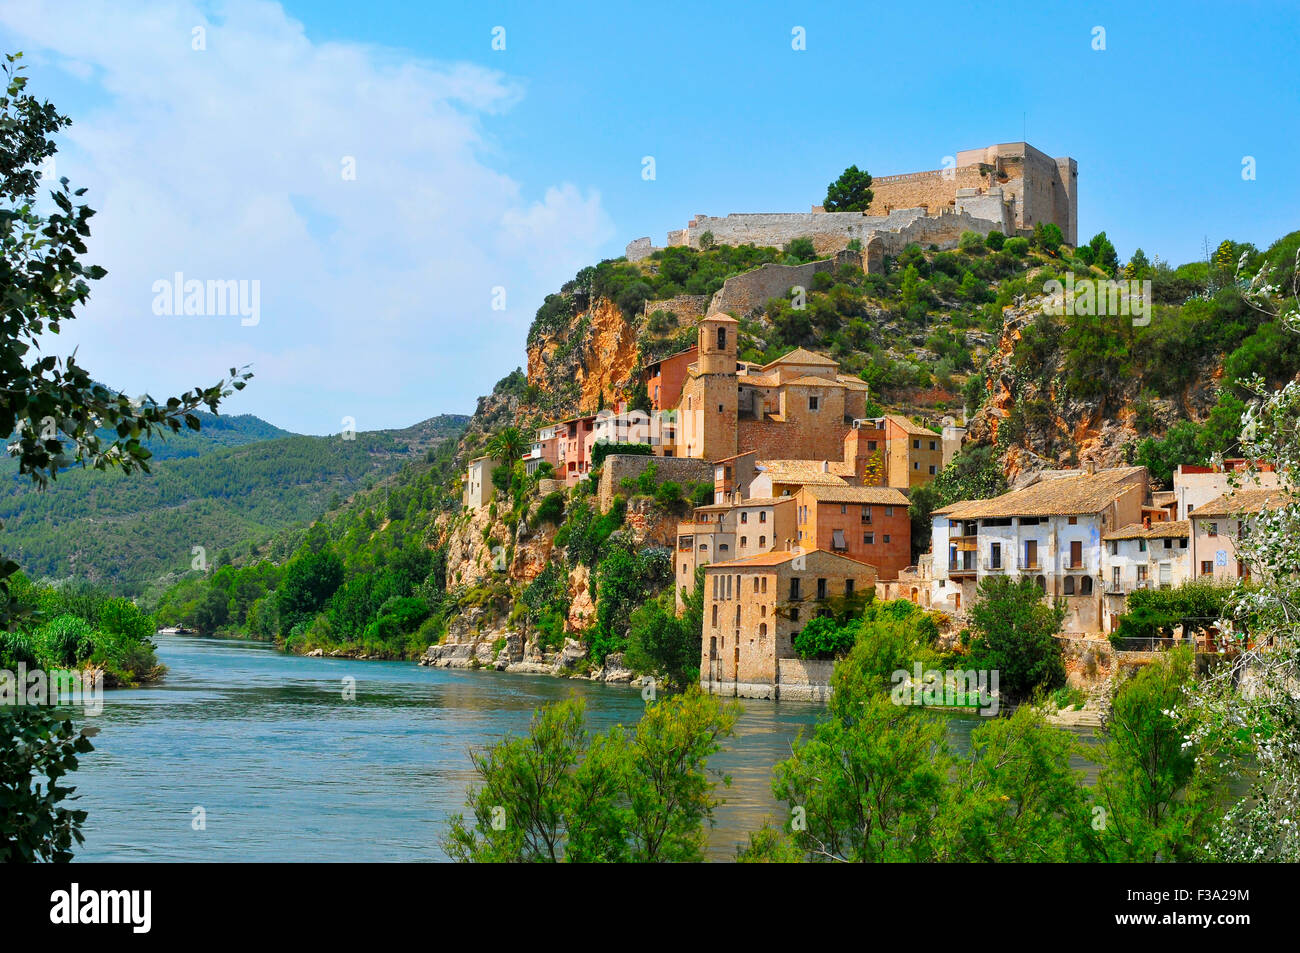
left=822, top=460, right=830, bottom=473
left=1084, top=460, right=1096, bottom=476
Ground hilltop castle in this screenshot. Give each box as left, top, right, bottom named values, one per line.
left=627, top=141, right=1077, bottom=266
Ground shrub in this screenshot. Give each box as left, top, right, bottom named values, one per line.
left=1004, top=237, right=1030, bottom=257
left=985, top=231, right=1005, bottom=251
left=534, top=491, right=566, bottom=526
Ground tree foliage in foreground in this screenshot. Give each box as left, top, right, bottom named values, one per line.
left=445, top=691, right=738, bottom=862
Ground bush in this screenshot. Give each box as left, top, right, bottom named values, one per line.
left=534, top=491, right=566, bottom=526
left=1004, top=237, right=1030, bottom=257
left=958, top=230, right=984, bottom=252
left=985, top=231, right=1005, bottom=251
left=793, top=615, right=855, bottom=660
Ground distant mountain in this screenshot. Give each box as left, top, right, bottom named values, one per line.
left=0, top=413, right=468, bottom=592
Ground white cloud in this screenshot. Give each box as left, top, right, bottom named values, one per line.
left=0, top=0, right=614, bottom=433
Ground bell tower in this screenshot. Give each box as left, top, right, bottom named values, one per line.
left=698, top=314, right=738, bottom=374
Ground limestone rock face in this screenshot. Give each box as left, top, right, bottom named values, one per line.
left=526, top=295, right=639, bottom=416
left=566, top=564, right=595, bottom=634
left=553, top=638, right=587, bottom=674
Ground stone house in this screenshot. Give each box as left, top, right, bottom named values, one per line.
left=674, top=496, right=796, bottom=610
left=1100, top=520, right=1192, bottom=633
left=1189, top=487, right=1294, bottom=585
left=930, top=466, right=1150, bottom=635
left=462, top=454, right=500, bottom=509
left=700, top=548, right=877, bottom=700
left=793, top=484, right=912, bottom=580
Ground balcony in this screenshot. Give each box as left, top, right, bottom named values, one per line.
left=948, top=559, right=977, bottom=577
left=982, top=560, right=1006, bottom=573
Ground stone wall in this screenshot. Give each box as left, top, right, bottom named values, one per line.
left=597, top=453, right=714, bottom=512
left=671, top=207, right=929, bottom=256
left=626, top=236, right=660, bottom=261
left=643, top=294, right=708, bottom=326
left=866, top=165, right=990, bottom=216
left=776, top=657, right=835, bottom=702
left=709, top=260, right=833, bottom=317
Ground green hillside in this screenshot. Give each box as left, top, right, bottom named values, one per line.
left=0, top=413, right=468, bottom=592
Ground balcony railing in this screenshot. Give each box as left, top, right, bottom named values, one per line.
left=982, top=560, right=1006, bottom=572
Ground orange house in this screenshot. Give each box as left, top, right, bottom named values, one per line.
left=793, top=484, right=912, bottom=580
left=646, top=346, right=697, bottom=412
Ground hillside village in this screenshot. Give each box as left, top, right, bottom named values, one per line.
left=447, top=141, right=1294, bottom=704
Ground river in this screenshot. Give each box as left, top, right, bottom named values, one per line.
left=69, top=634, right=1091, bottom=862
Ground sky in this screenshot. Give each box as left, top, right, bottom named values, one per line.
left=1, top=0, right=1296, bottom=433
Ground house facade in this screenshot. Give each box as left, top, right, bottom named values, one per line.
left=700, top=548, right=877, bottom=700
left=793, top=484, right=912, bottom=580
left=462, top=455, right=501, bottom=509
left=929, top=466, right=1150, bottom=634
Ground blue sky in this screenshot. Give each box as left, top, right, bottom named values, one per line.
left=2, top=1, right=1296, bottom=433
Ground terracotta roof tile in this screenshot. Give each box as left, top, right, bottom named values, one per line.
left=1191, top=488, right=1295, bottom=518
left=935, top=467, right=1147, bottom=519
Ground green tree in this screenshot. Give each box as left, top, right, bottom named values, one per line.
left=0, top=708, right=95, bottom=862
left=771, top=688, right=948, bottom=862
left=1092, top=648, right=1227, bottom=861
left=0, top=53, right=249, bottom=626
left=967, top=576, right=1066, bottom=704
left=275, top=549, right=344, bottom=635
left=487, top=426, right=526, bottom=464
left=937, top=705, right=1092, bottom=862
left=823, top=165, right=874, bottom=212
left=446, top=692, right=738, bottom=862
left=624, top=572, right=702, bottom=693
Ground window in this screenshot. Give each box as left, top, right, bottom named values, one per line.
left=1080, top=576, right=1094, bottom=595
left=759, top=511, right=767, bottom=523
left=790, top=609, right=799, bottom=622
left=1179, top=538, right=1188, bottom=549
left=832, top=529, right=846, bottom=551
left=885, top=506, right=894, bottom=517
left=719, top=543, right=729, bottom=552
left=1070, top=540, right=1082, bottom=568
left=929, top=440, right=937, bottom=451
left=913, top=462, right=920, bottom=470
left=740, top=537, right=747, bottom=548
left=809, top=395, right=820, bottom=411
left=1208, top=522, right=1218, bottom=537
left=1112, top=567, right=1120, bottom=589
left=735, top=605, right=741, bottom=626
left=1164, top=538, right=1173, bottom=549
left=928, top=465, right=937, bottom=475
left=840, top=504, right=848, bottom=514
left=1108, top=541, right=1118, bottom=555
left=716, top=327, right=727, bottom=350
left=761, top=577, right=767, bottom=593
left=752, top=577, right=760, bottom=593
left=711, top=605, right=718, bottom=626
left=740, top=512, right=748, bottom=523
left=816, top=578, right=828, bottom=599
left=759, top=623, right=767, bottom=637
left=990, top=543, right=1002, bottom=569
left=883, top=534, right=891, bottom=544
left=867, top=440, right=877, bottom=451
left=864, top=532, right=875, bottom=545
left=913, top=439, right=921, bottom=449
left=789, top=578, right=801, bottom=600
left=1137, top=565, right=1148, bottom=583
left=862, top=506, right=872, bottom=523
left=1138, top=539, right=1147, bottom=552
left=845, top=579, right=855, bottom=596
left=1201, top=560, right=1213, bottom=575
left=759, top=535, right=766, bottom=547
left=1068, top=516, right=1078, bottom=525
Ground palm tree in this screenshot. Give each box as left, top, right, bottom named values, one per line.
left=487, top=426, right=526, bottom=463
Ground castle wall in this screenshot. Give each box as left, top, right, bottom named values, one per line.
left=597, top=454, right=714, bottom=512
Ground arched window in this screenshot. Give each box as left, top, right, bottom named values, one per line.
left=759, top=623, right=768, bottom=637
left=1064, top=576, right=1075, bottom=596
left=734, top=605, right=741, bottom=626
left=1080, top=576, right=1094, bottom=595
left=759, top=535, right=766, bottom=547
